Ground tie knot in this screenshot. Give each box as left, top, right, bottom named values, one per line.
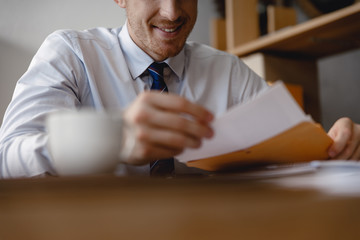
left=148, top=62, right=168, bottom=92
left=148, top=62, right=167, bottom=76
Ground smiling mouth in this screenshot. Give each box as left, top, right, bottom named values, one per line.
left=154, top=24, right=183, bottom=33
left=159, top=27, right=178, bottom=33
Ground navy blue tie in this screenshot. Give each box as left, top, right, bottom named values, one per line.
left=148, top=62, right=175, bottom=176
left=148, top=62, right=168, bottom=93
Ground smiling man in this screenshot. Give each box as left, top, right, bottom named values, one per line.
left=0, top=0, right=359, bottom=178
left=110, top=0, right=268, bottom=169
left=118, top=0, right=197, bottom=61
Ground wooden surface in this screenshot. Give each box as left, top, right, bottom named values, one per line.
left=210, top=18, right=227, bottom=51
left=228, top=2, right=360, bottom=58
left=267, top=6, right=297, bottom=33
left=1, top=175, right=360, bottom=240
left=225, top=0, right=259, bottom=50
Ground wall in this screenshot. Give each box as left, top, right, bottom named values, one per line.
left=1, top=0, right=359, bottom=131
left=319, top=49, right=360, bottom=130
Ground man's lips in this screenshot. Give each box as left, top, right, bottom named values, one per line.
left=158, top=26, right=178, bottom=33
left=153, top=23, right=183, bottom=34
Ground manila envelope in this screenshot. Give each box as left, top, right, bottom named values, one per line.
left=186, top=121, right=333, bottom=172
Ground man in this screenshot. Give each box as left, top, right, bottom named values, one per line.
left=0, top=0, right=359, bottom=178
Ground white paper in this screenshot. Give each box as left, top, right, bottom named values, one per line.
left=266, top=160, right=360, bottom=196
left=176, top=82, right=313, bottom=163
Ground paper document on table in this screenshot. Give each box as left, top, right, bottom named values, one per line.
left=176, top=82, right=332, bottom=171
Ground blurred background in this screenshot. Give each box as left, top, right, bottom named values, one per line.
left=0, top=0, right=359, bottom=130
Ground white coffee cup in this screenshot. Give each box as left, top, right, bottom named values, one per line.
left=46, top=109, right=134, bottom=176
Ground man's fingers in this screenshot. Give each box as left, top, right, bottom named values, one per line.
left=125, top=92, right=213, bottom=140
left=351, top=143, right=360, bottom=160
left=328, top=117, right=354, bottom=159
left=350, top=124, right=360, bottom=160
left=334, top=134, right=357, bottom=160
left=143, top=109, right=213, bottom=139
left=122, top=92, right=214, bottom=165
left=337, top=122, right=360, bottom=160
left=138, top=92, right=214, bottom=123
left=134, top=124, right=202, bottom=150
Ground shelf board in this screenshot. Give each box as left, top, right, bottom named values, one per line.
left=229, top=3, right=360, bottom=59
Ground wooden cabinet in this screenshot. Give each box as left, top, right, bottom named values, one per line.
left=222, top=1, right=360, bottom=122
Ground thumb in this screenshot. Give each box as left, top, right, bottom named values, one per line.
left=327, top=118, right=353, bottom=158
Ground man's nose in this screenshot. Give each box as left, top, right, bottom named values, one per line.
left=158, top=0, right=182, bottom=21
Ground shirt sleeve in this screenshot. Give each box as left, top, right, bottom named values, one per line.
left=230, top=56, right=269, bottom=106
left=0, top=31, right=85, bottom=178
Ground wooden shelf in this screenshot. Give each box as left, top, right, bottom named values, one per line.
left=228, top=3, right=360, bottom=59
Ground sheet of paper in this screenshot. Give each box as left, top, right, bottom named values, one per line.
left=266, top=160, right=360, bottom=196
left=176, top=82, right=312, bottom=163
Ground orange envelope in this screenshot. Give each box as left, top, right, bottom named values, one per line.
left=186, top=121, right=333, bottom=172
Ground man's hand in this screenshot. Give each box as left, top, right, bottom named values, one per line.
left=327, top=117, right=360, bottom=160
left=122, top=92, right=214, bottom=165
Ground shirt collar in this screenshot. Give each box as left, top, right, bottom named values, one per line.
left=119, top=21, right=185, bottom=80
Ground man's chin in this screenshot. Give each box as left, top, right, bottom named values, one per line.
left=159, top=52, right=180, bottom=61
left=152, top=46, right=183, bottom=61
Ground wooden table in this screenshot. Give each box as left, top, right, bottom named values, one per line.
left=1, top=171, right=360, bottom=240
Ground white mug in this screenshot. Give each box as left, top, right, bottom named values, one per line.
left=46, top=109, right=134, bottom=176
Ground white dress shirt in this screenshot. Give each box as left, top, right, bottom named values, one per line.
left=0, top=24, right=268, bottom=178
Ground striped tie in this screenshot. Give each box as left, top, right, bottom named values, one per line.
left=148, top=62, right=175, bottom=176
left=148, top=62, right=168, bottom=93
